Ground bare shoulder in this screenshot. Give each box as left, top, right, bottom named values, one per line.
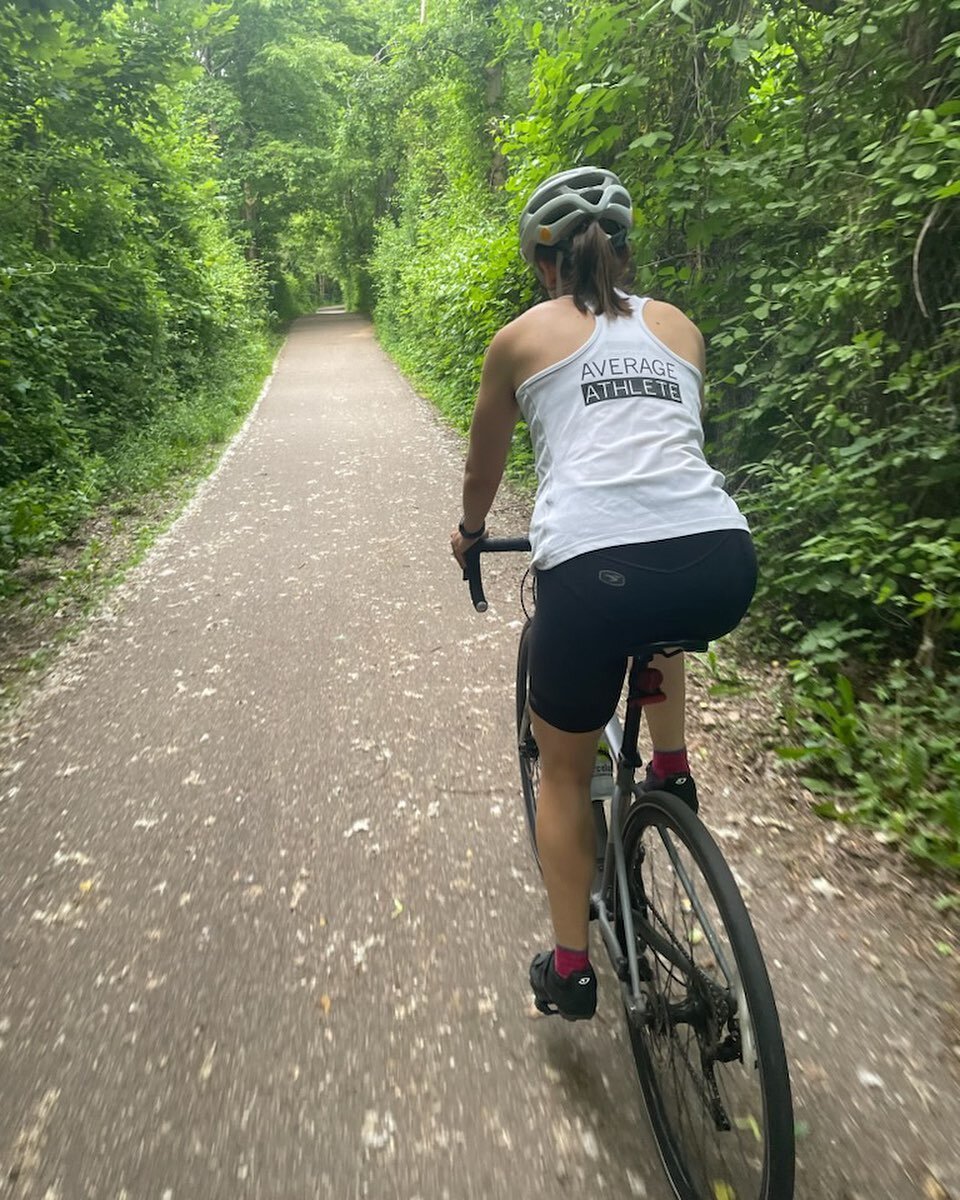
left=483, top=307, right=550, bottom=379
left=643, top=299, right=702, bottom=338
left=486, top=299, right=572, bottom=382
left=643, top=299, right=706, bottom=373
left=500, top=298, right=564, bottom=338
left=487, top=304, right=543, bottom=353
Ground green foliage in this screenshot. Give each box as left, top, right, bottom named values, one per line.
left=779, top=663, right=960, bottom=871
left=187, top=0, right=375, bottom=313
left=0, top=0, right=269, bottom=589
left=365, top=0, right=544, bottom=478
left=497, top=0, right=959, bottom=668
left=702, top=649, right=751, bottom=698
left=363, top=0, right=959, bottom=866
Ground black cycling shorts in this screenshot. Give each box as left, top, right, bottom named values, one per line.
left=527, top=529, right=757, bottom=733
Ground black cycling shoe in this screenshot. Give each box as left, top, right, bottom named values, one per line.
left=529, top=951, right=597, bottom=1021
left=641, top=765, right=699, bottom=813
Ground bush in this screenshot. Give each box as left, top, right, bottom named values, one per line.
left=0, top=4, right=269, bottom=590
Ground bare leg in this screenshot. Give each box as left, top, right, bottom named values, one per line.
left=644, top=651, right=686, bottom=752
left=530, top=714, right=602, bottom=952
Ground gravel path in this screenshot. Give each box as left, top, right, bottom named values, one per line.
left=0, top=312, right=957, bottom=1200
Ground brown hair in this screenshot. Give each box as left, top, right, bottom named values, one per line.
left=535, top=220, right=632, bottom=318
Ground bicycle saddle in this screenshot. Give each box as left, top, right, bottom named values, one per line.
left=630, top=639, right=710, bottom=660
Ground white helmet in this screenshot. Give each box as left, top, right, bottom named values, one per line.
left=518, top=166, right=633, bottom=264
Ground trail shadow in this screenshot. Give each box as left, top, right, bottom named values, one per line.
left=291, top=309, right=375, bottom=339
left=294, top=308, right=350, bottom=326
left=539, top=968, right=668, bottom=1193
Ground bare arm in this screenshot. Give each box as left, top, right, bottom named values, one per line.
left=451, top=328, right=520, bottom=565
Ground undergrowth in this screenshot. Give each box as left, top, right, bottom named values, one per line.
left=0, top=333, right=278, bottom=716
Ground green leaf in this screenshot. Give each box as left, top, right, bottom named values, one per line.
left=631, top=130, right=668, bottom=149
left=802, top=779, right=842, bottom=796
left=776, top=746, right=815, bottom=760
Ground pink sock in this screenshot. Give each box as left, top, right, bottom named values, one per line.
left=554, top=945, right=590, bottom=978
left=652, top=748, right=689, bottom=778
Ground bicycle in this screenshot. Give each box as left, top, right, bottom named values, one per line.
left=464, top=536, right=795, bottom=1200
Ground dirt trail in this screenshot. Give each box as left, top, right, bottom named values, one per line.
left=0, top=312, right=957, bottom=1200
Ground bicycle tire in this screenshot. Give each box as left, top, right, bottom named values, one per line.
left=619, top=791, right=795, bottom=1200
left=515, top=619, right=541, bottom=865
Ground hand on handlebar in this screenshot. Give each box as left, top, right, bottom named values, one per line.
left=450, top=526, right=483, bottom=571
left=455, top=534, right=531, bottom=612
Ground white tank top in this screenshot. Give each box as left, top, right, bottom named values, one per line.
left=515, top=295, right=749, bottom=569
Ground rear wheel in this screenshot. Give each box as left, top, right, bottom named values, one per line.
left=619, top=792, right=795, bottom=1200
left=515, top=620, right=541, bottom=865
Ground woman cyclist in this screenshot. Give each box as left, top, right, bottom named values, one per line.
left=451, top=167, right=757, bottom=1021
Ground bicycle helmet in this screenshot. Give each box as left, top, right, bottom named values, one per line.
left=518, top=166, right=633, bottom=264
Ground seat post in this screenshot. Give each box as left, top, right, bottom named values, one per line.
left=619, top=655, right=651, bottom=774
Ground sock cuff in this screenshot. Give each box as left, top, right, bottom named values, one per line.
left=554, top=945, right=590, bottom=977
left=652, top=748, right=689, bottom=777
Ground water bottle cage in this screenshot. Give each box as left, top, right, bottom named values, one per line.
left=628, top=667, right=667, bottom=708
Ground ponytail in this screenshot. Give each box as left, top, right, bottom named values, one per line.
left=536, top=220, right=632, bottom=318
